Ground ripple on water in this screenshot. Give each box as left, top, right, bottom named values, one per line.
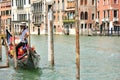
left=0, top=36, right=120, bottom=80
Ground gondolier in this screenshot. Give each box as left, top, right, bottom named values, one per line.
left=16, top=23, right=29, bottom=57
left=6, top=23, right=40, bottom=69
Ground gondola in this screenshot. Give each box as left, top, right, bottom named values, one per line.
left=6, top=29, right=40, bottom=69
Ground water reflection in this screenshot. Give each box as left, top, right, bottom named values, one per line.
left=12, top=68, right=42, bottom=80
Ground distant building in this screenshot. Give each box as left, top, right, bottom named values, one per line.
left=0, top=0, right=11, bottom=32
left=31, top=0, right=46, bottom=34
left=11, top=0, right=31, bottom=33
left=53, top=0, right=65, bottom=34
left=62, top=0, right=75, bottom=35
left=79, top=0, right=97, bottom=35
left=97, top=0, right=120, bottom=34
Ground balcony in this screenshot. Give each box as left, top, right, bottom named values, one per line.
left=17, top=19, right=27, bottom=22
left=105, top=17, right=110, bottom=22
left=95, top=18, right=99, bottom=23
left=102, top=18, right=105, bottom=22
left=63, top=17, right=75, bottom=23
left=113, top=17, right=119, bottom=22
left=63, top=15, right=75, bottom=23
left=67, top=1, right=75, bottom=9
left=17, top=6, right=23, bottom=9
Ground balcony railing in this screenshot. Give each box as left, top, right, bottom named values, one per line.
left=102, top=18, right=105, bottom=22
left=63, top=17, right=75, bottom=23
left=105, top=17, right=110, bottom=22
left=113, top=17, right=119, bottom=22
left=63, top=19, right=75, bottom=23
left=67, top=1, right=75, bottom=9
left=17, top=19, right=27, bottom=22
left=17, top=6, right=24, bottom=9
left=95, top=18, right=99, bottom=22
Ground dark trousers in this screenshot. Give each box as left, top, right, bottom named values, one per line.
left=16, top=42, right=26, bottom=57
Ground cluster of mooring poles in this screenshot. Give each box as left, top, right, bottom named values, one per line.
left=46, top=0, right=80, bottom=80
left=0, top=17, right=9, bottom=68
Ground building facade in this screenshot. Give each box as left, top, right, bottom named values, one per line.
left=53, top=0, right=65, bottom=34
left=0, top=0, right=11, bottom=32
left=97, top=0, right=120, bottom=35
left=32, top=0, right=46, bottom=34
left=11, top=0, right=32, bottom=33
left=79, top=0, right=97, bottom=35
left=62, top=0, right=75, bottom=35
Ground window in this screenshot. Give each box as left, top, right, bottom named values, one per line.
left=58, top=15, right=60, bottom=21
left=28, top=0, right=30, bottom=4
left=85, top=24, right=87, bottom=29
left=114, top=0, right=118, bottom=4
left=16, top=0, right=24, bottom=8
left=24, top=0, right=26, bottom=5
left=97, top=11, right=99, bottom=19
left=53, top=15, right=55, bottom=21
left=12, top=0, right=13, bottom=6
left=107, top=10, right=109, bottom=18
left=81, top=24, right=83, bottom=29
left=98, top=0, right=100, bottom=3
left=58, top=1, right=60, bottom=11
left=1, top=11, right=5, bottom=16
left=53, top=1, right=56, bottom=11
left=92, top=13, right=94, bottom=20
left=92, top=0, right=94, bottom=5
left=67, top=1, right=75, bottom=8
left=62, top=0, right=64, bottom=11
left=114, top=10, right=118, bottom=18
left=80, top=12, right=84, bottom=20
left=85, top=0, right=87, bottom=5
left=89, top=24, right=92, bottom=29
left=33, top=26, right=35, bottom=32
left=6, top=10, right=9, bottom=15
left=104, top=11, right=106, bottom=18
left=103, top=0, right=105, bottom=5
left=107, top=0, right=109, bottom=4
left=81, top=0, right=83, bottom=5
left=85, top=12, right=88, bottom=20
left=17, top=14, right=27, bottom=21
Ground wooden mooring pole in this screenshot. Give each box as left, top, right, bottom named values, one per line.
left=48, top=4, right=54, bottom=66
left=11, top=21, right=17, bottom=69
left=50, top=21, right=54, bottom=66
left=0, top=16, right=2, bottom=60
left=0, top=37, right=2, bottom=61
left=75, top=0, right=80, bottom=80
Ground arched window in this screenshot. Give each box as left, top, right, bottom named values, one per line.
left=80, top=12, right=84, bottom=20
left=85, top=12, right=88, bottom=20
left=85, top=0, right=87, bottom=5
left=81, top=0, right=83, bottom=5
left=62, top=0, right=64, bottom=10
left=92, top=0, right=94, bottom=5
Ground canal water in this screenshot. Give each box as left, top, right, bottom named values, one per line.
left=0, top=35, right=120, bottom=80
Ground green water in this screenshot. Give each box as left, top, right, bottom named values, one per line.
left=0, top=35, right=120, bottom=80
